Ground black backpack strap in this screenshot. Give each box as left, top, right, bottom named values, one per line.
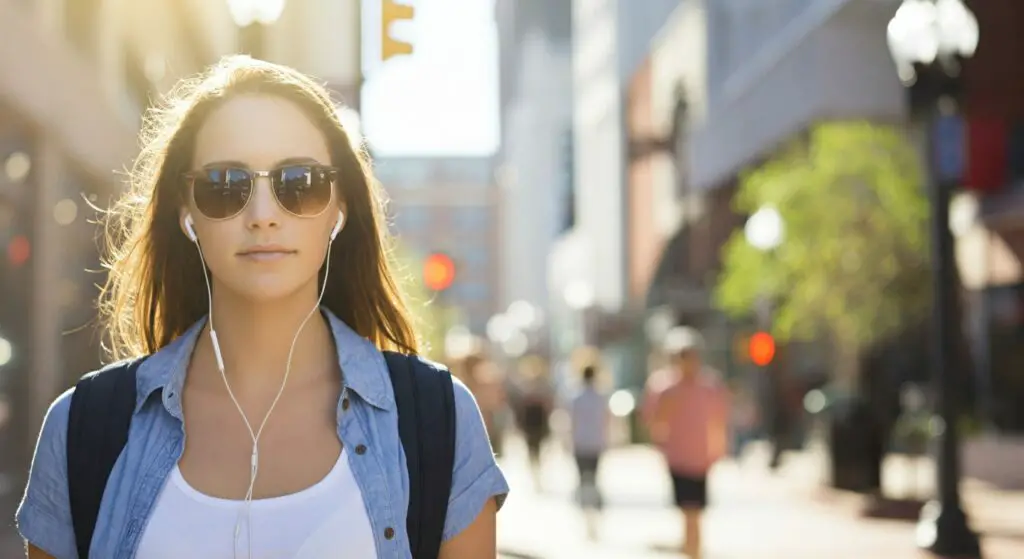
left=383, top=351, right=456, bottom=559
left=66, top=358, right=145, bottom=559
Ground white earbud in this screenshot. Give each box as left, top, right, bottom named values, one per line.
left=330, top=210, right=345, bottom=241
left=184, top=214, right=197, bottom=242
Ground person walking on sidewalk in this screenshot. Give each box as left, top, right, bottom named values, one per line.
left=512, top=354, right=555, bottom=491
left=643, top=327, right=731, bottom=559
left=568, top=363, right=611, bottom=540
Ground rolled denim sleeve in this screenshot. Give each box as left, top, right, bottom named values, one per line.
left=442, top=378, right=509, bottom=542
left=16, top=387, right=78, bottom=559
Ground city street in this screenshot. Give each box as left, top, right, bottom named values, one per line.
left=496, top=438, right=1024, bottom=559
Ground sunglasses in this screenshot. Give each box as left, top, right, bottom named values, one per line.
left=184, top=164, right=339, bottom=220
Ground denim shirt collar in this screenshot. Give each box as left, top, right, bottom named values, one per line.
left=133, top=308, right=396, bottom=417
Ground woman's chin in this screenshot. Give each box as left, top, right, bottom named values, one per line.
left=222, top=278, right=316, bottom=305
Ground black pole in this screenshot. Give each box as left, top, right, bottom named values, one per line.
left=916, top=97, right=981, bottom=558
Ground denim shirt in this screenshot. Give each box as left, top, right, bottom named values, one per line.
left=16, top=310, right=509, bottom=558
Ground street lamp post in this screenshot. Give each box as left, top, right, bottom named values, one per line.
left=564, top=281, right=596, bottom=347
left=887, top=1, right=981, bottom=556
left=225, top=0, right=287, bottom=58
left=744, top=206, right=785, bottom=468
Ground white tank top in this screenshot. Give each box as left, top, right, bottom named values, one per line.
left=136, top=449, right=377, bottom=558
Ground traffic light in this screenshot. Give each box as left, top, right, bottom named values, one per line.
left=748, top=331, right=776, bottom=367
left=382, top=0, right=415, bottom=61
left=6, top=235, right=30, bottom=268
left=423, top=252, right=455, bottom=292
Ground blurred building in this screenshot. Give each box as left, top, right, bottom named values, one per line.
left=546, top=0, right=679, bottom=383
left=954, top=0, right=1024, bottom=477
left=269, top=0, right=362, bottom=106
left=376, top=156, right=501, bottom=335
left=493, top=0, right=573, bottom=327
left=619, top=0, right=909, bottom=375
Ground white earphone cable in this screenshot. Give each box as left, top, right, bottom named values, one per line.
left=192, top=224, right=337, bottom=559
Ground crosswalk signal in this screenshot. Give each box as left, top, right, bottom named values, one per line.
left=382, top=0, right=415, bottom=61
left=748, top=331, right=776, bottom=367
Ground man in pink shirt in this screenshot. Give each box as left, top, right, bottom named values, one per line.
left=644, top=326, right=730, bottom=559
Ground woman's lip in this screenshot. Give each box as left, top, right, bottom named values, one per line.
left=238, top=250, right=296, bottom=261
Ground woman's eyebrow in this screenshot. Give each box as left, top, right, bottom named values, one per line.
left=197, top=156, right=324, bottom=169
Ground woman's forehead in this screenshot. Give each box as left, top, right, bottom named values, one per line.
left=192, top=94, right=330, bottom=168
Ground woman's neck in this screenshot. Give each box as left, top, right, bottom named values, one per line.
left=196, top=283, right=337, bottom=394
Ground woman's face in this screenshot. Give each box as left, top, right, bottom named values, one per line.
left=179, top=93, right=344, bottom=303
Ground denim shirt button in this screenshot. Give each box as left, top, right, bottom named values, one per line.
left=384, top=527, right=395, bottom=540
left=355, top=444, right=367, bottom=455
left=342, top=397, right=350, bottom=411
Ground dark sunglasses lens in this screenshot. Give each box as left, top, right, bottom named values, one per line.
left=273, top=166, right=333, bottom=216
left=192, top=168, right=252, bottom=219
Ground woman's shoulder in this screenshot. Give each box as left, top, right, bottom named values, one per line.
left=33, top=378, right=85, bottom=449
left=16, top=385, right=78, bottom=557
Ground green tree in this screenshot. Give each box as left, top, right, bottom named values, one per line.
left=715, top=121, right=932, bottom=384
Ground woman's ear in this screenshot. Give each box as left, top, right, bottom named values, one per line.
left=179, top=208, right=197, bottom=242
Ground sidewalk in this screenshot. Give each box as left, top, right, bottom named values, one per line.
left=750, top=441, right=1024, bottom=559
left=496, top=438, right=1024, bottom=558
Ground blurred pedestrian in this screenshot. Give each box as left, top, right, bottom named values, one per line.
left=15, top=56, right=507, bottom=559
left=567, top=362, right=610, bottom=539
left=643, top=326, right=731, bottom=559
left=513, top=354, right=554, bottom=491
left=449, top=346, right=508, bottom=456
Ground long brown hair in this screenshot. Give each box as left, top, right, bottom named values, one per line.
left=98, top=55, right=420, bottom=361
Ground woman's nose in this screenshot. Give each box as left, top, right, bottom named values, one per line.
left=243, top=175, right=282, bottom=230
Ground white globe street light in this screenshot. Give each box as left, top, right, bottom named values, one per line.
left=744, top=206, right=785, bottom=252
left=226, top=0, right=287, bottom=26
left=563, top=281, right=596, bottom=311
left=887, top=0, right=979, bottom=84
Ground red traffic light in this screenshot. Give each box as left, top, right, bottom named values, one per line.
left=423, top=252, right=455, bottom=292
left=748, top=331, right=776, bottom=366
left=7, top=235, right=30, bottom=267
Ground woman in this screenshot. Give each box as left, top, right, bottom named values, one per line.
left=16, top=56, right=508, bottom=558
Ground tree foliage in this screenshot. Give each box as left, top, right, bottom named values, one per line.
left=390, top=243, right=456, bottom=360
left=715, top=121, right=932, bottom=353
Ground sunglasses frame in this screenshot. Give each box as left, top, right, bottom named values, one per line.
left=183, top=164, right=340, bottom=221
